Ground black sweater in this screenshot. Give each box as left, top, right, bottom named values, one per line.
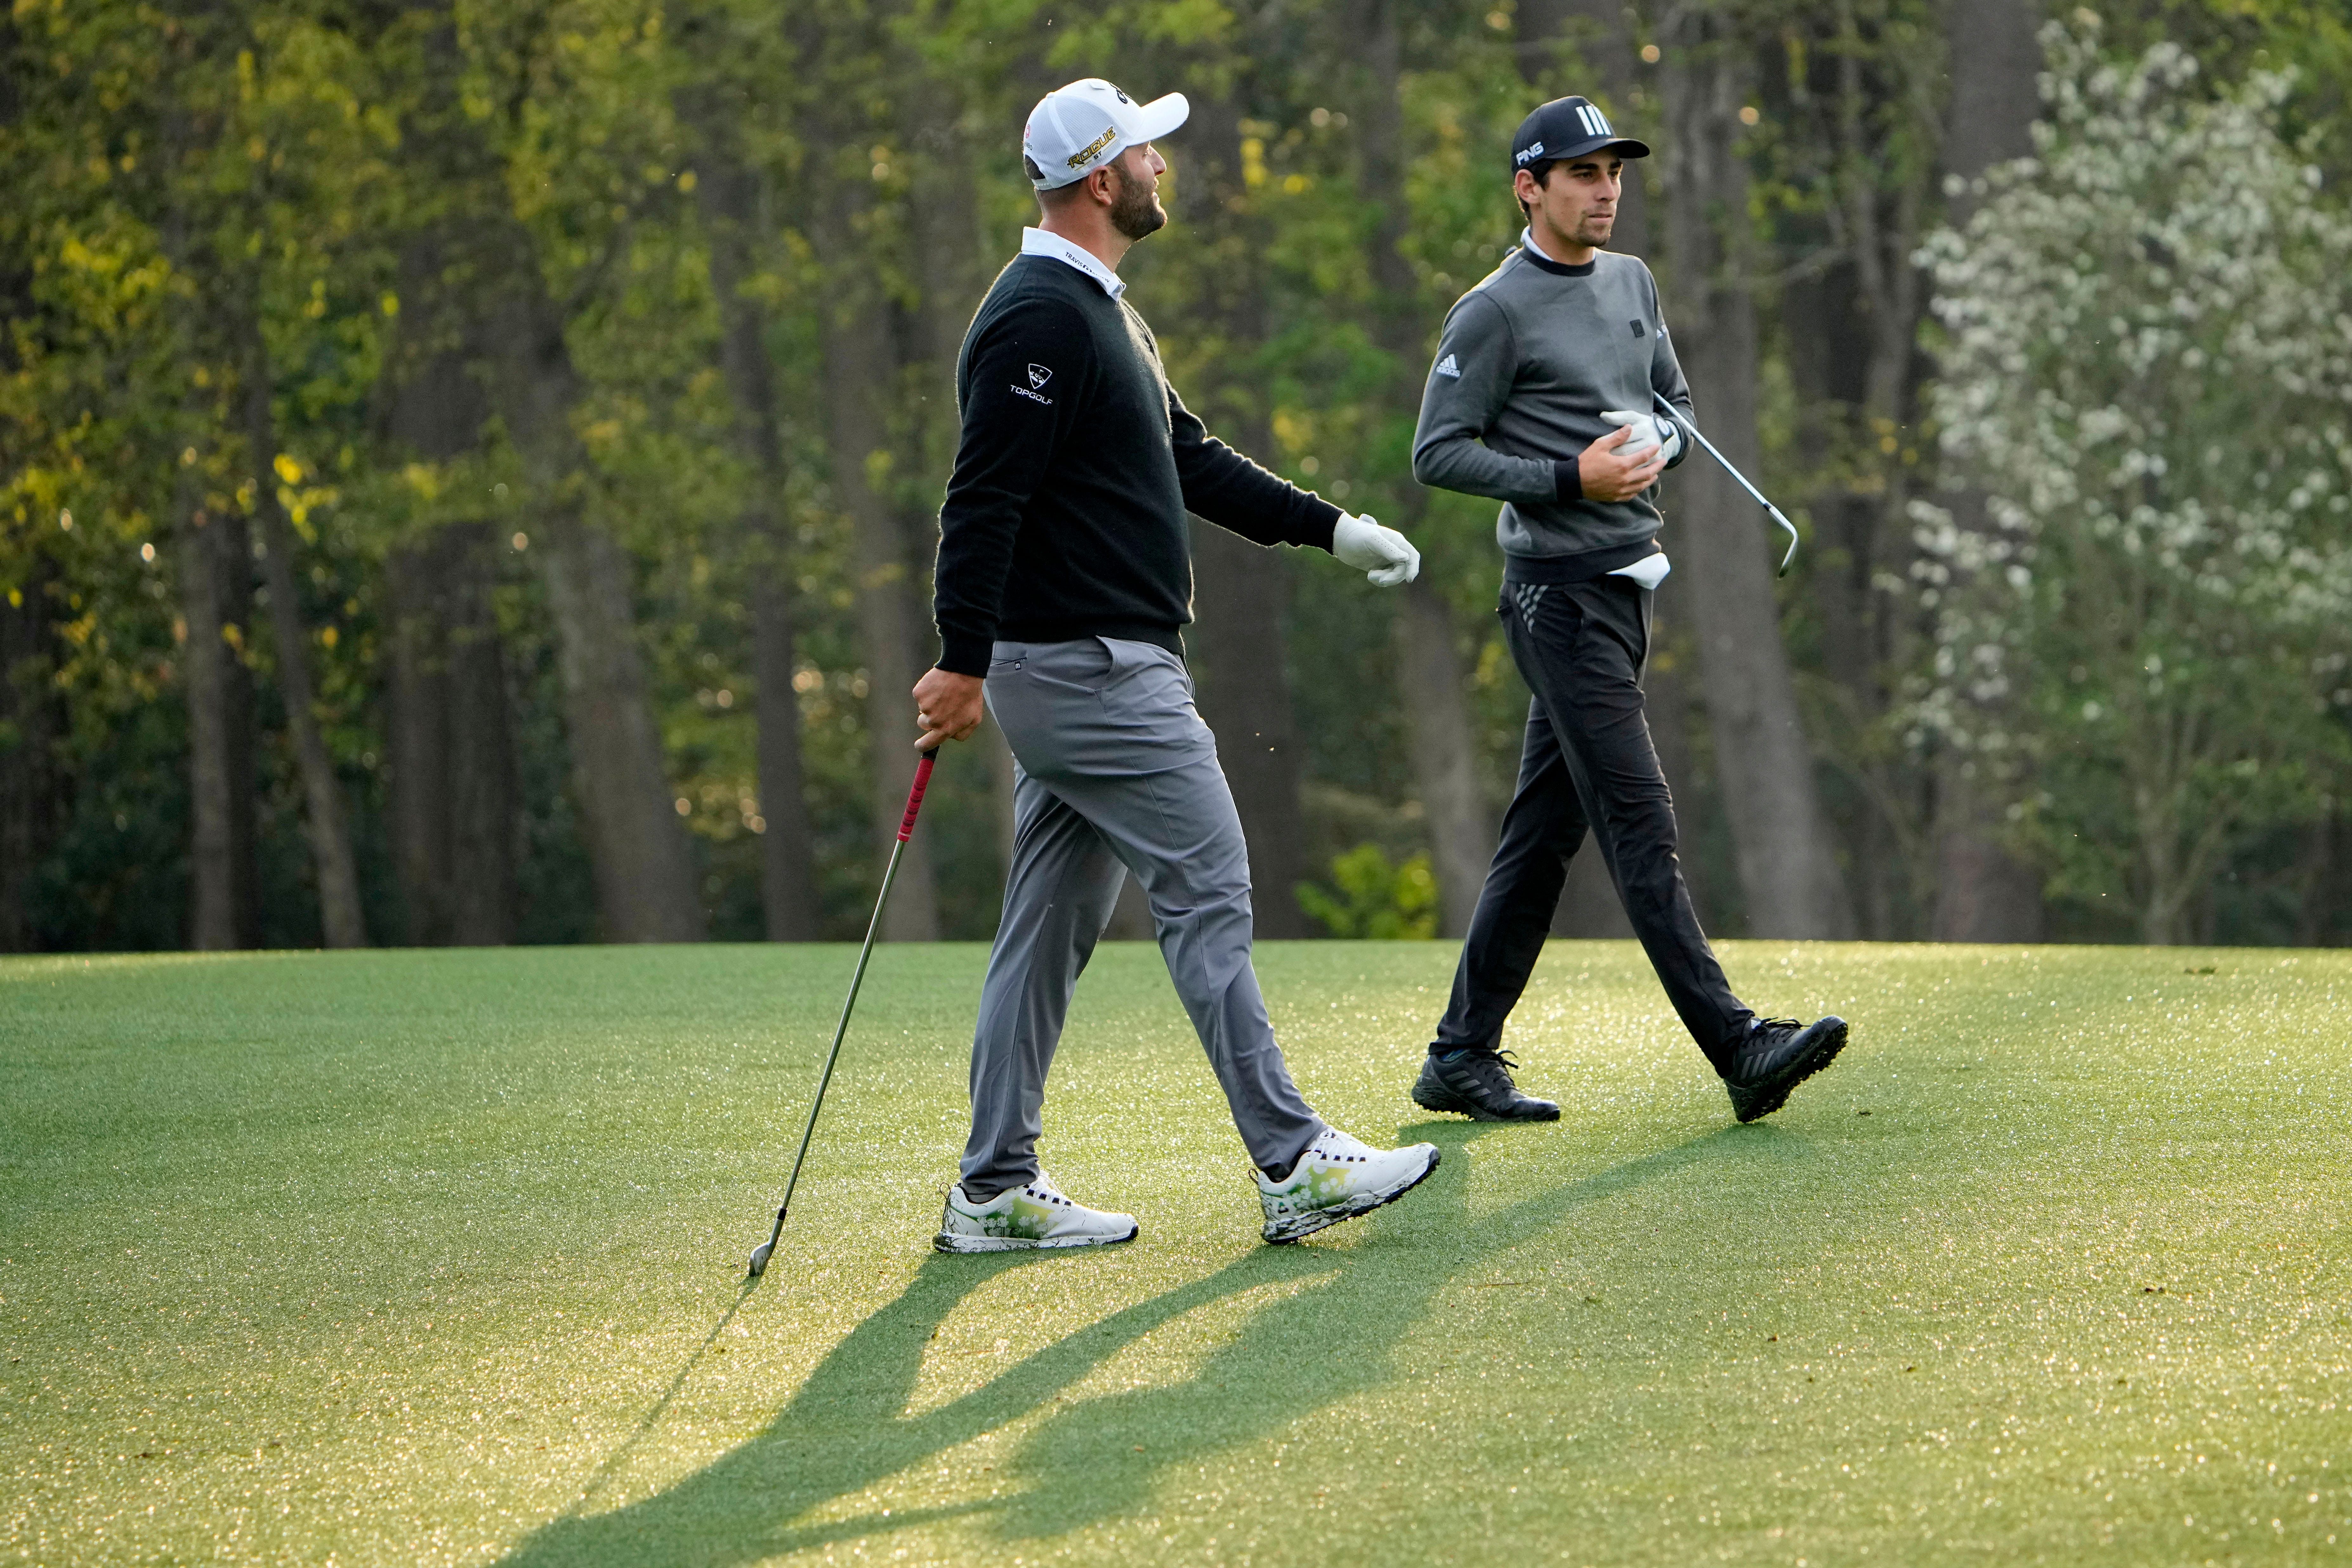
left=931, top=253, right=1341, bottom=677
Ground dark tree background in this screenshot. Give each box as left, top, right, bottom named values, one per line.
left=3, top=0, right=2347, bottom=952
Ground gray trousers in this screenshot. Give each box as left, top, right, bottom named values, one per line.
left=959, top=636, right=1324, bottom=1199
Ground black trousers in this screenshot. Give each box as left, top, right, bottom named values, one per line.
left=1433, top=576, right=1751, bottom=1073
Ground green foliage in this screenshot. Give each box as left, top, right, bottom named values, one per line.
left=1297, top=842, right=1438, bottom=939
left=1915, top=19, right=2352, bottom=942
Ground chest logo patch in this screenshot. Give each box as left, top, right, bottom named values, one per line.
left=1629, top=319, right=1648, bottom=338
left=1027, top=364, right=1053, bottom=389
left=1435, top=354, right=1462, bottom=379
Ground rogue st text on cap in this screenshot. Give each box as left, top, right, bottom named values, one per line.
left=1022, top=79, right=1191, bottom=191
left=1509, top=95, right=1650, bottom=175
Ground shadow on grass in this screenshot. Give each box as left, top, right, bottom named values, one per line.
left=497, top=1120, right=1794, bottom=1565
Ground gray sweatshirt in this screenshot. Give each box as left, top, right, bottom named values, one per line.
left=1411, top=239, right=1694, bottom=581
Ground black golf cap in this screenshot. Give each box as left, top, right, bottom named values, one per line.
left=1511, top=95, right=1650, bottom=175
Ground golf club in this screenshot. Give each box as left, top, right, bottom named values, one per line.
left=1653, top=392, right=1801, bottom=577
left=746, top=747, right=939, bottom=1280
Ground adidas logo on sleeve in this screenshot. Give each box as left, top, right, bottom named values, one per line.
left=1435, top=354, right=1461, bottom=379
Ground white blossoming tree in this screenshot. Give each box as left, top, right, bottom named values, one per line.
left=1911, top=20, right=2352, bottom=944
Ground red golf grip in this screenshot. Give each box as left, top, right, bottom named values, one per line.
left=897, top=751, right=938, bottom=842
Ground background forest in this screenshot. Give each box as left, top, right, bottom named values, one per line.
left=3, top=0, right=2349, bottom=955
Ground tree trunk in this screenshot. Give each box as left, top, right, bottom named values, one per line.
left=536, top=513, right=706, bottom=944
left=1659, top=4, right=1855, bottom=938
left=748, top=572, right=818, bottom=940
left=1941, top=0, right=2044, bottom=216
left=240, top=311, right=368, bottom=948
left=380, top=537, right=436, bottom=946
left=377, top=220, right=519, bottom=948
left=488, top=284, right=705, bottom=943
left=435, top=533, right=517, bottom=946
left=1930, top=751, right=2045, bottom=941
left=1188, top=522, right=1314, bottom=940
left=1782, top=250, right=1908, bottom=936
left=817, top=238, right=940, bottom=942
left=0, top=557, right=59, bottom=952
left=676, top=68, right=823, bottom=941
left=384, top=544, right=452, bottom=945
left=1167, top=86, right=1315, bottom=939
left=1391, top=578, right=1491, bottom=937
left=177, top=472, right=261, bottom=950
left=1928, top=0, right=2047, bottom=941
left=376, top=0, right=696, bottom=944
left=385, top=525, right=519, bottom=946
left=910, top=64, right=1005, bottom=931
left=0, top=50, right=46, bottom=952
left=158, top=146, right=260, bottom=951
left=1350, top=0, right=1496, bottom=939
left=2296, top=811, right=2351, bottom=947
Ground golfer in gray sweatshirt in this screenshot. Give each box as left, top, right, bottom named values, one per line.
left=1404, top=95, right=1848, bottom=1128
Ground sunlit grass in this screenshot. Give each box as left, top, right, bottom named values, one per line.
left=4, top=941, right=2349, bottom=1565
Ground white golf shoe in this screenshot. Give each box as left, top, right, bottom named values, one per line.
left=1254, top=1125, right=1441, bottom=1244
left=934, top=1174, right=1140, bottom=1253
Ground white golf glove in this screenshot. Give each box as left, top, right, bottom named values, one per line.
left=1330, top=512, right=1420, bottom=588
left=1601, top=409, right=1683, bottom=465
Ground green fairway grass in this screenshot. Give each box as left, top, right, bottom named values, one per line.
left=4, top=941, right=2351, bottom=1566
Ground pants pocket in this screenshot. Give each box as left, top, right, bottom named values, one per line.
left=1022, top=639, right=1115, bottom=696
left=1096, top=635, right=1184, bottom=685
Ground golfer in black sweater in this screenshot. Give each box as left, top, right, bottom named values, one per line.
left=915, top=79, right=1442, bottom=1252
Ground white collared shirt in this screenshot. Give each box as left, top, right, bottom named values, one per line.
left=1520, top=227, right=1672, bottom=589
left=1021, top=227, right=1126, bottom=299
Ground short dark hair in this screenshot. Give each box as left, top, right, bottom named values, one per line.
left=1515, top=160, right=1556, bottom=219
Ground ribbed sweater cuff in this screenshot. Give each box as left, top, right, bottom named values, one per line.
left=1301, top=496, right=1342, bottom=551
left=937, top=634, right=995, bottom=679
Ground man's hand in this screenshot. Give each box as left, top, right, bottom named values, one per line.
left=1331, top=512, right=1421, bottom=587
left=1578, top=424, right=1669, bottom=502
left=911, top=667, right=986, bottom=752
left=1600, top=409, right=1683, bottom=467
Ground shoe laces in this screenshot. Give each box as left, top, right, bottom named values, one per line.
left=1445, top=1047, right=1521, bottom=1089
left=1010, top=1176, right=1073, bottom=1208
left=1308, top=1128, right=1370, bottom=1165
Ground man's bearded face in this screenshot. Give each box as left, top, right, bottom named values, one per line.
left=1108, top=158, right=1166, bottom=240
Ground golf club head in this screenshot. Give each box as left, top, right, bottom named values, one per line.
left=1767, top=507, right=1800, bottom=577
left=747, top=1241, right=774, bottom=1278
left=1652, top=392, right=1800, bottom=577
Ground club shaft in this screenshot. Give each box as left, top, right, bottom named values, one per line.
left=1653, top=394, right=1800, bottom=575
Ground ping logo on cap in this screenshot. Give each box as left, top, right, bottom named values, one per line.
left=1514, top=140, right=1545, bottom=167
left=1065, top=125, right=1118, bottom=169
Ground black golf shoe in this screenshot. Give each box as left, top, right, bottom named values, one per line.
left=1411, top=1047, right=1560, bottom=1122
left=1723, top=1015, right=1849, bottom=1123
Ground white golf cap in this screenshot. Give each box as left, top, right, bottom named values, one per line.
left=1022, top=78, right=1189, bottom=190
